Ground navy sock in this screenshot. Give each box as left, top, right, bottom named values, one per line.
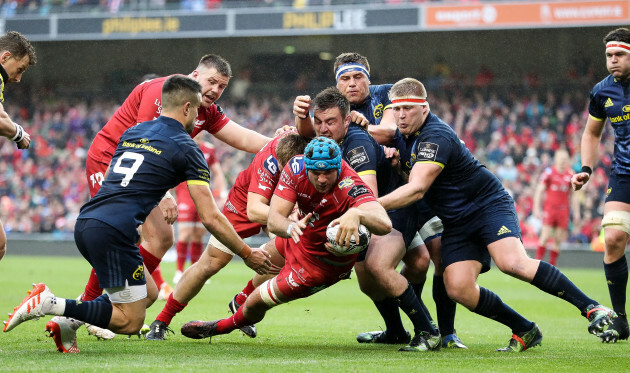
left=531, top=261, right=596, bottom=312
left=433, top=275, right=456, bottom=335
left=373, top=298, right=406, bottom=336
left=604, top=255, right=628, bottom=314
left=473, top=287, right=534, bottom=334
left=410, top=279, right=434, bottom=322
left=396, top=284, right=437, bottom=334
left=63, top=294, right=112, bottom=328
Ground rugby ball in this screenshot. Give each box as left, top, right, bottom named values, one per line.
left=326, top=222, right=371, bottom=255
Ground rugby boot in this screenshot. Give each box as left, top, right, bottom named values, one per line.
left=585, top=304, right=616, bottom=335
left=146, top=320, right=174, bottom=341
left=181, top=320, right=219, bottom=341
left=4, top=283, right=53, bottom=332
left=496, top=323, right=542, bottom=352
left=357, top=330, right=411, bottom=344
left=600, top=313, right=629, bottom=343
left=45, top=316, right=81, bottom=353
left=399, top=330, right=441, bottom=352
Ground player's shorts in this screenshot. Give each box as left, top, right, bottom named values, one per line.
left=74, top=218, right=146, bottom=289
left=177, top=200, right=201, bottom=224
left=86, top=138, right=116, bottom=198
left=606, top=173, right=630, bottom=204
left=274, top=236, right=353, bottom=301
left=441, top=195, right=521, bottom=274
left=542, top=208, right=570, bottom=229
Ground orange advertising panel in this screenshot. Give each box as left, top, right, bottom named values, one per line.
left=426, top=1, right=630, bottom=29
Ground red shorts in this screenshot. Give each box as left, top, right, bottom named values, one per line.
left=542, top=208, right=570, bottom=230
left=223, top=199, right=264, bottom=238
left=86, top=137, right=116, bottom=198
left=273, top=237, right=353, bottom=301
left=177, top=200, right=201, bottom=223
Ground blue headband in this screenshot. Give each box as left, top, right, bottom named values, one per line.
left=335, top=63, right=370, bottom=82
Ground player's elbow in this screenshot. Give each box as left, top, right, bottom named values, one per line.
left=369, top=215, right=392, bottom=236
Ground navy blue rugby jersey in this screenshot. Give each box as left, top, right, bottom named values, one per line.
left=351, top=84, right=392, bottom=125
left=589, top=75, right=630, bottom=175
left=79, top=116, right=211, bottom=237
left=338, top=123, right=401, bottom=196
left=406, top=112, right=508, bottom=223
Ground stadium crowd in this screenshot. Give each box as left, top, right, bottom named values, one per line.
left=0, top=67, right=612, bottom=251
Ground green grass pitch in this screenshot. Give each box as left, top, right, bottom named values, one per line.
left=1, top=255, right=629, bottom=372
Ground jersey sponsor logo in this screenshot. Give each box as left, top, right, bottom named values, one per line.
left=140, top=138, right=150, bottom=144
left=346, top=146, right=369, bottom=169
left=194, top=119, right=206, bottom=128
left=415, top=142, right=439, bottom=162
left=277, top=184, right=288, bottom=191
left=215, top=103, right=224, bottom=115
left=286, top=272, right=300, bottom=289
left=258, top=182, right=271, bottom=191
left=624, top=105, right=630, bottom=113
left=132, top=265, right=145, bottom=280
left=497, top=225, right=512, bottom=236
left=264, top=155, right=279, bottom=175
left=373, top=103, right=384, bottom=119
left=605, top=97, right=614, bottom=108
left=347, top=185, right=370, bottom=198
left=225, top=200, right=239, bottom=214
left=338, top=177, right=355, bottom=189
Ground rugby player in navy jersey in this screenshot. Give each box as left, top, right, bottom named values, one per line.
left=2, top=75, right=272, bottom=353
left=293, top=87, right=442, bottom=351
left=379, top=77, right=616, bottom=352
left=573, top=27, right=630, bottom=343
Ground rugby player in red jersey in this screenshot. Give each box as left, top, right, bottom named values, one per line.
left=534, top=149, right=580, bottom=266
left=180, top=137, right=393, bottom=343
left=80, top=54, right=272, bottom=338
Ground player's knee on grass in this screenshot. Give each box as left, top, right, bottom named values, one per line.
left=107, top=285, right=148, bottom=334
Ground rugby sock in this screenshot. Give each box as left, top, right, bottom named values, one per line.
left=531, top=261, right=596, bottom=311
left=536, top=245, right=546, bottom=260
left=151, top=266, right=166, bottom=289
left=216, top=307, right=256, bottom=334
left=81, top=268, right=104, bottom=301
left=395, top=284, right=437, bottom=334
left=373, top=298, right=406, bottom=336
left=604, top=255, right=628, bottom=314
left=156, top=293, right=187, bottom=326
left=433, top=275, right=456, bottom=336
left=190, top=242, right=203, bottom=264
left=410, top=278, right=434, bottom=322
left=235, top=280, right=256, bottom=305
left=175, top=241, right=188, bottom=272
left=139, top=245, right=161, bottom=274
left=549, top=250, right=559, bottom=266
left=474, top=287, right=534, bottom=334
left=62, top=295, right=113, bottom=329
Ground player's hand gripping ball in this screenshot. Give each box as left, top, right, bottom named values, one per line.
left=326, top=222, right=371, bottom=255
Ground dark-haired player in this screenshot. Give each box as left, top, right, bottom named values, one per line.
left=572, top=27, right=630, bottom=343
left=2, top=75, right=272, bottom=353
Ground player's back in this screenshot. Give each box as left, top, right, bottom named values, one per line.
left=80, top=116, right=210, bottom=238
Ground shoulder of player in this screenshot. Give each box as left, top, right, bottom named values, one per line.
left=591, top=75, right=617, bottom=96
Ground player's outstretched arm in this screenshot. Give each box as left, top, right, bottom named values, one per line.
left=293, top=95, right=315, bottom=139
left=214, top=120, right=272, bottom=153
left=0, top=101, right=29, bottom=149
left=268, top=194, right=312, bottom=243
left=379, top=162, right=442, bottom=211
left=189, top=184, right=272, bottom=274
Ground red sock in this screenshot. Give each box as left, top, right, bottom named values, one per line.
left=235, top=280, right=256, bottom=305
left=216, top=306, right=255, bottom=334
left=139, top=244, right=161, bottom=274
left=81, top=268, right=104, bottom=301
left=156, top=293, right=188, bottom=325
left=549, top=250, right=559, bottom=266
left=536, top=245, right=546, bottom=260
left=190, top=242, right=203, bottom=264
left=175, top=241, right=188, bottom=272
left=152, top=265, right=165, bottom=289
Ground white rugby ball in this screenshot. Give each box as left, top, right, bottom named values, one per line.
left=326, top=222, right=371, bottom=255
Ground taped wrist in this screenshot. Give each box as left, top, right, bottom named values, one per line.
left=11, top=123, right=25, bottom=143
left=238, top=244, right=252, bottom=260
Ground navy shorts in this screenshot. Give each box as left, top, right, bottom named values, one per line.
left=606, top=173, right=630, bottom=204
left=356, top=204, right=420, bottom=262
left=74, top=218, right=146, bottom=289
left=441, top=195, right=521, bottom=273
